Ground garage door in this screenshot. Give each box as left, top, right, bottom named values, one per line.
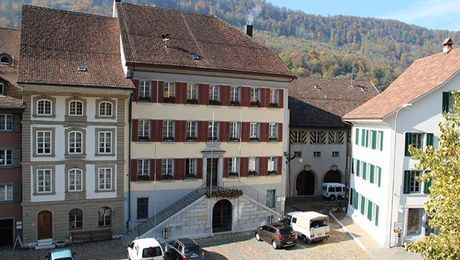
left=0, top=219, right=13, bottom=246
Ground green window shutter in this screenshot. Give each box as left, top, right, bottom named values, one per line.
left=360, top=195, right=365, bottom=215
left=361, top=129, right=365, bottom=146
left=353, top=191, right=358, bottom=209
left=403, top=170, right=410, bottom=194
left=379, top=131, right=384, bottom=151
left=349, top=188, right=354, bottom=205
left=356, top=160, right=360, bottom=177
left=405, top=133, right=413, bottom=156
left=370, top=165, right=375, bottom=184
left=426, top=133, right=434, bottom=147
left=375, top=205, right=379, bottom=226
left=365, top=130, right=370, bottom=147
left=371, top=130, right=377, bottom=149
left=367, top=201, right=373, bottom=220
left=362, top=162, right=367, bottom=180
left=442, top=92, right=450, bottom=112
left=355, top=128, right=359, bottom=145
left=377, top=167, right=382, bottom=187
left=424, top=179, right=432, bottom=194
left=351, top=159, right=355, bottom=174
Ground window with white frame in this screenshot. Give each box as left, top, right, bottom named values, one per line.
left=269, top=123, right=278, bottom=140
left=230, top=86, right=240, bottom=103
left=249, top=122, right=259, bottom=140
left=137, top=160, right=150, bottom=176
left=412, top=133, right=424, bottom=150
left=99, top=101, right=113, bottom=117
left=139, top=81, right=151, bottom=100
left=68, top=131, right=83, bottom=154
left=248, top=157, right=258, bottom=173
left=409, top=170, right=421, bottom=193
left=36, top=169, right=52, bottom=193
left=163, top=82, right=175, bottom=98
left=0, top=184, right=13, bottom=201
left=98, top=206, right=112, bottom=227
left=208, top=121, right=219, bottom=141
left=229, top=157, right=239, bottom=174
left=36, top=130, right=52, bottom=155
left=98, top=168, right=112, bottom=191
left=187, top=83, right=198, bottom=100
left=162, top=159, right=174, bottom=175
left=0, top=114, right=12, bottom=131
left=270, top=89, right=280, bottom=105
left=138, top=120, right=150, bottom=141
left=68, top=168, right=82, bottom=192
left=98, top=131, right=112, bottom=154
left=186, top=158, right=197, bottom=176
left=209, top=85, right=220, bottom=102
left=162, top=120, right=175, bottom=141
left=37, top=99, right=52, bottom=115
left=69, top=100, right=84, bottom=116
left=268, top=157, right=277, bottom=174
left=250, top=88, right=260, bottom=103
left=186, top=121, right=197, bottom=140
left=0, top=149, right=12, bottom=166
left=230, top=122, right=240, bottom=140
left=69, top=209, right=83, bottom=230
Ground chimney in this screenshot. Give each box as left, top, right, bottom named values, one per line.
left=246, top=25, right=253, bottom=37
left=443, top=37, right=454, bottom=54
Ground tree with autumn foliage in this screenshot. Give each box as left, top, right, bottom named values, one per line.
left=407, top=92, right=460, bottom=259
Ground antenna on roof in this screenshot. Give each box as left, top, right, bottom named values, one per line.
left=162, top=34, right=170, bottom=48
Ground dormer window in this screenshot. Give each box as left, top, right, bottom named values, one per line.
left=0, top=54, right=12, bottom=65
left=0, top=82, right=4, bottom=96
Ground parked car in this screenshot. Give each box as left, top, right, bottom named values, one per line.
left=164, top=238, right=205, bottom=260
left=45, top=248, right=76, bottom=260
left=284, top=211, right=330, bottom=243
left=321, top=182, right=346, bottom=200
left=127, top=238, right=164, bottom=260
left=255, top=222, right=297, bottom=249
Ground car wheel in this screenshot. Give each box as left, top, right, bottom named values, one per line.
left=301, top=235, right=308, bottom=244
left=272, top=240, right=278, bottom=249
left=330, top=195, right=336, bottom=201
left=255, top=232, right=261, bottom=241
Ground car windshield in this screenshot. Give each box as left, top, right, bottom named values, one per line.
left=184, top=245, right=201, bottom=255
left=311, top=220, right=328, bottom=228
left=279, top=227, right=293, bottom=234
left=143, top=246, right=162, bottom=257
left=322, top=186, right=327, bottom=191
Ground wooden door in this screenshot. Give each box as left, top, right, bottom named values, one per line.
left=37, top=211, right=52, bottom=240
left=206, top=158, right=218, bottom=187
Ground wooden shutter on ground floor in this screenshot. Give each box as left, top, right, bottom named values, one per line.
left=12, top=148, right=21, bottom=167
left=198, top=121, right=208, bottom=142
left=175, top=120, right=186, bottom=142
left=277, top=157, right=283, bottom=175
left=174, top=159, right=185, bottom=180
left=278, top=124, right=283, bottom=142
left=240, top=157, right=249, bottom=177
left=260, top=123, right=268, bottom=142
left=130, top=159, right=138, bottom=181
left=442, top=92, right=451, bottom=112
left=149, top=159, right=156, bottom=181
left=424, top=179, right=432, bottom=194
left=197, top=158, right=203, bottom=178
left=13, top=183, right=21, bottom=202
left=151, top=120, right=163, bottom=142
left=223, top=158, right=229, bottom=178
left=132, top=119, right=138, bottom=142
left=405, top=133, right=413, bottom=156
left=259, top=157, right=268, bottom=176
left=426, top=133, right=434, bottom=146
left=198, top=84, right=209, bottom=105
left=220, top=121, right=229, bottom=142
left=155, top=159, right=162, bottom=180
left=132, top=79, right=139, bottom=102
left=403, top=170, right=410, bottom=194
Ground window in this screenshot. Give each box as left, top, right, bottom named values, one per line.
left=310, top=130, right=325, bottom=144
left=36, top=130, right=52, bottom=155
left=0, top=184, right=13, bottom=201
left=360, top=195, right=366, bottom=215
left=186, top=121, right=197, bottom=140
left=138, top=120, right=150, bottom=141
left=407, top=208, right=424, bottom=236
left=0, top=83, right=4, bottom=95
left=329, top=130, right=343, bottom=144
left=268, top=157, right=277, bottom=174
left=137, top=198, right=149, bottom=220
left=99, top=101, right=113, bottom=117
left=37, top=99, right=52, bottom=115
left=0, top=114, right=12, bottom=131
left=163, top=82, right=175, bottom=98
left=68, top=131, right=83, bottom=154
left=186, top=158, right=197, bottom=176
left=332, top=151, right=339, bottom=157
left=249, top=122, right=259, bottom=140
left=230, top=86, right=240, bottom=103
left=229, top=157, right=239, bottom=174
left=443, top=91, right=456, bottom=113
left=269, top=123, right=278, bottom=140
left=405, top=133, right=424, bottom=156
left=209, top=85, right=220, bottom=102
left=68, top=168, right=82, bottom=192
left=69, top=100, right=84, bottom=116
left=404, top=170, right=421, bottom=193
left=186, top=83, right=198, bottom=101
left=37, top=169, right=52, bottom=193
left=137, top=160, right=150, bottom=179
left=208, top=121, right=219, bottom=141
left=98, top=206, right=112, bottom=227
left=270, top=89, right=280, bottom=106
left=162, top=159, right=174, bottom=175
left=139, top=81, right=151, bottom=100
left=230, top=122, right=240, bottom=141
left=292, top=130, right=302, bottom=143
left=250, top=88, right=260, bottom=103
left=98, top=168, right=112, bottom=190
left=69, top=209, right=83, bottom=230
left=367, top=200, right=373, bottom=221
left=98, top=131, right=112, bottom=154
left=249, top=157, right=258, bottom=173
left=0, top=54, right=11, bottom=65
left=376, top=131, right=384, bottom=151
left=0, top=149, right=12, bottom=166
left=313, top=151, right=321, bottom=158
left=162, top=120, right=175, bottom=141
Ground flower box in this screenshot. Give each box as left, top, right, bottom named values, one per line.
left=163, top=136, right=175, bottom=142
left=208, top=137, right=219, bottom=142
left=250, top=101, right=260, bottom=107
left=249, top=170, right=258, bottom=176
left=186, top=99, right=198, bottom=104
left=186, top=174, right=197, bottom=179
left=139, top=96, right=151, bottom=102
left=161, top=174, right=173, bottom=181
left=228, top=172, right=239, bottom=177
left=269, top=103, right=279, bottom=108
left=267, top=170, right=277, bottom=176
left=229, top=137, right=240, bottom=142
left=229, top=101, right=241, bottom=106
left=186, top=136, right=197, bottom=142
left=137, top=175, right=150, bottom=181
left=163, top=96, right=176, bottom=103
left=268, top=137, right=278, bottom=142
left=250, top=137, right=260, bottom=142
left=138, top=136, right=151, bottom=142
left=209, top=100, right=221, bottom=105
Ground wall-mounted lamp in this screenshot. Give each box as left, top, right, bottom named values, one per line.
left=284, top=151, right=303, bottom=164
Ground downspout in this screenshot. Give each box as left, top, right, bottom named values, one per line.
left=343, top=121, right=353, bottom=215
left=125, top=73, right=134, bottom=233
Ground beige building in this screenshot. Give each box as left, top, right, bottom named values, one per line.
left=18, top=6, right=132, bottom=246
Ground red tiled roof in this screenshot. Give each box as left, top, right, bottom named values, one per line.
left=18, top=5, right=133, bottom=89
left=0, top=27, right=22, bottom=109
left=344, top=48, right=460, bottom=120
left=116, top=2, right=294, bottom=79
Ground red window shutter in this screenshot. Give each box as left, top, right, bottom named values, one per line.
left=130, top=159, right=138, bottom=181
left=132, top=80, right=139, bottom=102
left=150, top=159, right=156, bottom=181
left=220, top=85, right=230, bottom=106
left=261, top=89, right=269, bottom=107
left=242, top=122, right=250, bottom=142
left=223, top=158, right=229, bottom=178
left=152, top=120, right=163, bottom=142
left=279, top=89, right=284, bottom=108
left=260, top=122, right=268, bottom=142
left=158, top=81, right=164, bottom=103
left=240, top=157, right=249, bottom=177
left=176, top=82, right=187, bottom=104
left=241, top=87, right=250, bottom=106
left=155, top=159, right=162, bottom=180
left=197, top=158, right=203, bottom=178
left=277, top=157, right=283, bottom=175
left=220, top=121, right=229, bottom=142
left=175, top=120, right=186, bottom=142
left=198, top=84, right=209, bottom=105
left=151, top=81, right=158, bottom=103
left=259, top=157, right=268, bottom=176
left=174, top=159, right=185, bottom=180
left=278, top=123, right=283, bottom=142
left=198, top=121, right=208, bottom=142
left=132, top=119, right=138, bottom=142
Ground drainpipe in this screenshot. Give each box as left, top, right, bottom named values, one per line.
left=125, top=91, right=133, bottom=233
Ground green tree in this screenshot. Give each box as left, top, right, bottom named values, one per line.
left=406, top=92, right=460, bottom=259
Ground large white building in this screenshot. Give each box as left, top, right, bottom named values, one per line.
left=343, top=39, right=459, bottom=247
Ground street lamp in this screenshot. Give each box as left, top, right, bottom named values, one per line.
left=284, top=151, right=303, bottom=163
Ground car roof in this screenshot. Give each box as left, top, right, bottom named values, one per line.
left=287, top=211, right=328, bottom=219
left=322, top=182, right=345, bottom=187
left=133, top=238, right=161, bottom=248
left=177, top=238, right=198, bottom=247
left=269, top=222, right=291, bottom=229
left=50, top=248, right=72, bottom=258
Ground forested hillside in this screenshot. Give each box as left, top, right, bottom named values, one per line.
left=1, top=0, right=458, bottom=90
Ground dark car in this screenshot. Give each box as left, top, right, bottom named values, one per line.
left=164, top=238, right=205, bottom=260
left=255, top=223, right=297, bottom=249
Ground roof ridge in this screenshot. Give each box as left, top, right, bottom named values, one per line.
left=0, top=27, right=20, bottom=31
left=118, top=2, right=216, bottom=18
left=22, top=4, right=114, bottom=20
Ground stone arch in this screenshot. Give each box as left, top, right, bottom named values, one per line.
left=296, top=170, right=316, bottom=196
left=212, top=199, right=232, bottom=233
left=324, top=168, right=343, bottom=183
left=37, top=210, right=53, bottom=240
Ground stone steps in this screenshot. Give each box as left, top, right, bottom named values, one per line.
left=35, top=238, right=56, bottom=250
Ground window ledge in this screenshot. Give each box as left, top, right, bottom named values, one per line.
left=95, top=189, right=115, bottom=193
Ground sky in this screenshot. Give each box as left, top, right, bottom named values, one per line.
left=266, top=0, right=460, bottom=31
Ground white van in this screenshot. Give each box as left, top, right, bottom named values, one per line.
left=285, top=211, right=330, bottom=243
left=321, top=182, right=346, bottom=200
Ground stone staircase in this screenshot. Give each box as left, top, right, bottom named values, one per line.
left=35, top=238, right=55, bottom=250
left=123, top=184, right=207, bottom=244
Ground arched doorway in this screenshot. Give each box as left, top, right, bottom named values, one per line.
left=212, top=199, right=232, bottom=233
left=296, top=171, right=315, bottom=195
left=324, top=170, right=342, bottom=183
left=37, top=210, right=53, bottom=240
